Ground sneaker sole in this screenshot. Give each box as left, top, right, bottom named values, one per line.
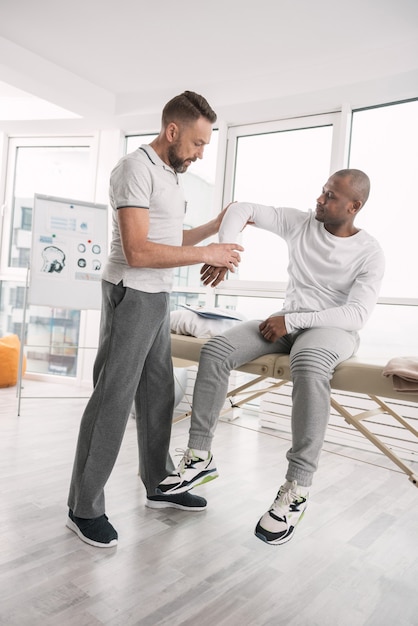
left=254, top=528, right=294, bottom=545
left=254, top=510, right=306, bottom=546
left=145, top=499, right=207, bottom=511
left=159, top=470, right=219, bottom=495
left=66, top=518, right=118, bottom=548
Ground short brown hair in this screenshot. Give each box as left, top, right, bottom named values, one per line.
left=162, top=90, right=217, bottom=126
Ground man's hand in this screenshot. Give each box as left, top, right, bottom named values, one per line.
left=199, top=243, right=243, bottom=286
left=200, top=264, right=228, bottom=287
left=204, top=242, right=243, bottom=271
left=259, top=315, right=288, bottom=342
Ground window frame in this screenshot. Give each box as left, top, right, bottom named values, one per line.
left=348, top=98, right=418, bottom=305
left=1, top=135, right=98, bottom=281
left=0, top=134, right=101, bottom=383
left=216, top=112, right=341, bottom=301
left=212, top=104, right=417, bottom=355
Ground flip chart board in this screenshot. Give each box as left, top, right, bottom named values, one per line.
left=29, top=194, right=108, bottom=309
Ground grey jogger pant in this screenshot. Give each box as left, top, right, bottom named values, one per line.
left=68, top=280, right=175, bottom=518
left=187, top=319, right=359, bottom=487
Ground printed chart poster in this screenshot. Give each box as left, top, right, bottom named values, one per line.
left=29, top=194, right=108, bottom=310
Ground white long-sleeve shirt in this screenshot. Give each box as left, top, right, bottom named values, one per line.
left=219, top=203, right=385, bottom=333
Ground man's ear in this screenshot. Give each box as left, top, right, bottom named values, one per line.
left=165, top=122, right=178, bottom=143
left=351, top=200, right=362, bottom=214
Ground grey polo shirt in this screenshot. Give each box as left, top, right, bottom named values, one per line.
left=102, top=145, right=186, bottom=293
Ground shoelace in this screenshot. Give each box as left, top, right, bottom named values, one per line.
left=174, top=448, right=194, bottom=473
left=271, top=483, right=300, bottom=511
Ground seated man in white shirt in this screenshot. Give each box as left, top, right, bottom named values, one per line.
left=158, top=168, right=385, bottom=546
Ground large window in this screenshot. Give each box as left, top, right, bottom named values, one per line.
left=0, top=137, right=96, bottom=377
left=230, top=121, right=333, bottom=284
left=3, top=140, right=93, bottom=272
left=214, top=115, right=335, bottom=317
left=349, top=99, right=418, bottom=300
left=214, top=103, right=418, bottom=352
left=348, top=99, right=418, bottom=355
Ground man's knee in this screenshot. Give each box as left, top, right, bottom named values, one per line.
left=290, top=346, right=339, bottom=378
left=200, top=336, right=236, bottom=367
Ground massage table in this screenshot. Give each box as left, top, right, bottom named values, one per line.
left=171, top=333, right=418, bottom=487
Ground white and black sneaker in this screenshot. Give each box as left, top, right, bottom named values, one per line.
left=255, top=480, right=308, bottom=545
left=157, top=448, right=218, bottom=495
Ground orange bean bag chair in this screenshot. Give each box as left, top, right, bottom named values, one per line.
left=0, top=334, right=26, bottom=388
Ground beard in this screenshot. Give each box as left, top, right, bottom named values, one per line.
left=167, top=144, right=194, bottom=173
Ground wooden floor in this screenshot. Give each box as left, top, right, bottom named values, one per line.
left=1, top=380, right=418, bottom=626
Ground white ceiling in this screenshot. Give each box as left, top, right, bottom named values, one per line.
left=0, top=0, right=418, bottom=131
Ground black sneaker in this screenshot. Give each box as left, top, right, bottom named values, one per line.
left=66, top=509, right=118, bottom=548
left=255, top=480, right=308, bottom=546
left=146, top=491, right=207, bottom=511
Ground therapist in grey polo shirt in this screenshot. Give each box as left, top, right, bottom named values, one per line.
left=66, top=91, right=243, bottom=548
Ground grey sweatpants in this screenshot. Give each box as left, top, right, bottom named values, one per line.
left=68, top=280, right=175, bottom=519
left=187, top=319, right=359, bottom=487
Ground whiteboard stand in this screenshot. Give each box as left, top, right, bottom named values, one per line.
left=17, top=264, right=30, bottom=416
left=16, top=194, right=108, bottom=416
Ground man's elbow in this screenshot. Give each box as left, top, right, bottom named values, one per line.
left=123, top=248, right=146, bottom=267
left=350, top=303, right=372, bottom=331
